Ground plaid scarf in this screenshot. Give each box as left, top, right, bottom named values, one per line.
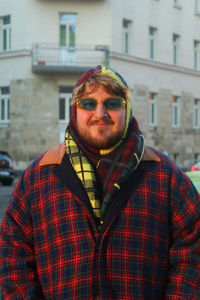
left=94, top=120, right=145, bottom=216
left=65, top=129, right=101, bottom=220
left=65, top=118, right=145, bottom=226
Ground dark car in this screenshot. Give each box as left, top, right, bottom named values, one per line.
left=191, top=162, right=200, bottom=172
left=0, top=151, right=15, bottom=186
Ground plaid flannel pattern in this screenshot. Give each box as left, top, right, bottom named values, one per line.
left=1, top=149, right=200, bottom=299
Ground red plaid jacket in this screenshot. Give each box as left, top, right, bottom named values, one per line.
left=1, top=142, right=200, bottom=299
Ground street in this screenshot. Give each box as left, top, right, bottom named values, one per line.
left=0, top=177, right=19, bottom=226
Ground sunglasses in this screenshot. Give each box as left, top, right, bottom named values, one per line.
left=76, top=97, right=126, bottom=111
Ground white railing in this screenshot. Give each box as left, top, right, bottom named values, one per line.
left=32, top=43, right=109, bottom=68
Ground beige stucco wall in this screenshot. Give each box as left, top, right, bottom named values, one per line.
left=110, top=0, right=200, bottom=69
left=0, top=0, right=111, bottom=50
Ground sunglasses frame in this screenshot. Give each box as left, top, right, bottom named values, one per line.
left=76, top=97, right=126, bottom=111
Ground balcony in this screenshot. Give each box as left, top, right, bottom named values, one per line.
left=32, top=43, right=109, bottom=73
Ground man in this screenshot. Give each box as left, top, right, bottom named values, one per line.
left=0, top=65, right=200, bottom=299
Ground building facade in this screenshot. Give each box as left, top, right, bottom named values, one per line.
left=0, top=0, right=200, bottom=170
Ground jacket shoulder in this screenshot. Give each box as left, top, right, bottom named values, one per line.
left=39, top=142, right=65, bottom=167
left=18, top=143, right=64, bottom=183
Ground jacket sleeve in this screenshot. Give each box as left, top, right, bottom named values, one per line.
left=166, top=172, right=200, bottom=299
left=0, top=173, right=44, bottom=299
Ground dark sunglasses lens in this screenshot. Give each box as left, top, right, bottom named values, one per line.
left=78, top=99, right=97, bottom=110
left=104, top=98, right=123, bottom=110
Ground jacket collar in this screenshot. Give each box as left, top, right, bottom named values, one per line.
left=39, top=142, right=161, bottom=167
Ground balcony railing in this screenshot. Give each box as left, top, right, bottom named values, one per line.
left=32, top=43, right=109, bottom=73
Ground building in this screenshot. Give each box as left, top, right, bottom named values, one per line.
left=0, top=0, right=200, bottom=170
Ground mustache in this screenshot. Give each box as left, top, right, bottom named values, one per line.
left=88, top=117, right=114, bottom=126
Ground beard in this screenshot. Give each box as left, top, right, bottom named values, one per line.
left=81, top=129, right=124, bottom=149
left=77, top=118, right=125, bottom=150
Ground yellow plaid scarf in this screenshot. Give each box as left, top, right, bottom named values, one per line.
left=65, top=129, right=101, bottom=220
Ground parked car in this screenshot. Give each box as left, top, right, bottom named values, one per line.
left=0, top=151, right=15, bottom=186
left=186, top=171, right=200, bottom=194
left=191, top=162, right=200, bottom=172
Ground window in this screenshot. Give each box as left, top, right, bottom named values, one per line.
left=172, top=96, right=180, bottom=128
left=194, top=99, right=200, bottom=129
left=194, top=153, right=200, bottom=164
left=59, top=86, right=72, bottom=123
left=173, top=153, right=180, bottom=165
left=194, top=40, right=200, bottom=70
left=149, top=92, right=157, bottom=126
left=0, top=15, right=11, bottom=51
left=149, top=27, right=157, bottom=60
left=195, top=0, right=200, bottom=13
left=59, top=13, right=76, bottom=48
left=122, top=19, right=132, bottom=55
left=59, top=14, right=76, bottom=64
left=0, top=87, right=10, bottom=124
left=59, top=87, right=72, bottom=143
left=59, top=94, right=72, bottom=122
left=173, top=0, right=182, bottom=6
left=173, top=34, right=180, bottom=65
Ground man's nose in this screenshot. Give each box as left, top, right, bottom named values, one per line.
left=93, top=104, right=107, bottom=117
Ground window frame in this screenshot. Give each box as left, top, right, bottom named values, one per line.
left=194, top=40, right=200, bottom=70
left=149, top=27, right=157, bottom=60
left=0, top=15, right=11, bottom=52
left=0, top=87, right=10, bottom=125
left=173, top=34, right=180, bottom=65
left=148, top=92, right=157, bottom=127
left=172, top=96, right=180, bottom=128
left=195, top=0, right=200, bottom=13
left=194, top=98, right=200, bottom=129
left=58, top=92, right=72, bottom=124
left=59, top=13, right=76, bottom=48
left=173, top=153, right=180, bottom=165
left=173, top=0, right=182, bottom=8
left=194, top=153, right=200, bottom=164
left=122, top=19, right=132, bottom=55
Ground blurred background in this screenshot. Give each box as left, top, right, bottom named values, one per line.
left=0, top=0, right=200, bottom=174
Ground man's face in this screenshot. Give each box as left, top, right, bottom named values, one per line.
left=76, top=86, right=126, bottom=149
